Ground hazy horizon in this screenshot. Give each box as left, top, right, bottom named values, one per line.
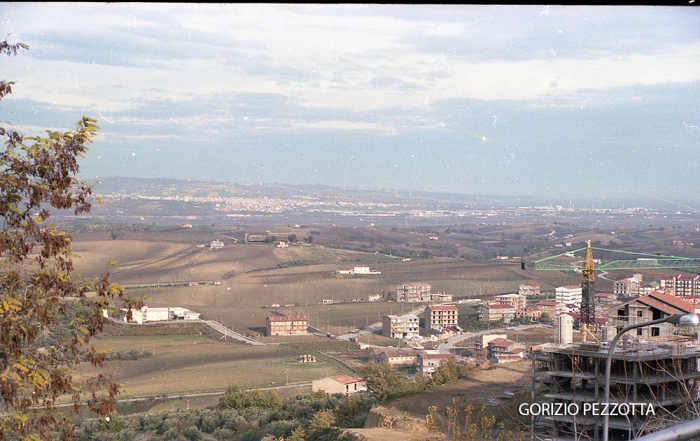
left=3, top=4, right=700, bottom=209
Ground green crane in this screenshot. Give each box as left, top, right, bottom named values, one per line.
left=525, top=242, right=700, bottom=341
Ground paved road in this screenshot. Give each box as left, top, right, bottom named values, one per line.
left=51, top=382, right=312, bottom=408
left=438, top=324, right=545, bottom=359
left=202, top=320, right=264, bottom=345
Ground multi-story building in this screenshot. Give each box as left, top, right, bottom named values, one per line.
left=381, top=314, right=420, bottom=339
left=396, top=282, right=431, bottom=302
left=495, top=294, right=526, bottom=313
left=518, top=281, right=541, bottom=296
left=424, top=305, right=459, bottom=331
left=532, top=341, right=700, bottom=440
left=536, top=301, right=567, bottom=318
left=477, top=304, right=515, bottom=323
left=660, top=274, right=700, bottom=298
left=555, top=285, right=582, bottom=307
left=266, top=315, right=308, bottom=336
left=613, top=278, right=641, bottom=296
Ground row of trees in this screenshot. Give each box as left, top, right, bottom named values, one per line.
left=75, top=387, right=377, bottom=441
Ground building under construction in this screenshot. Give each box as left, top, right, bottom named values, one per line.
left=532, top=339, right=700, bottom=440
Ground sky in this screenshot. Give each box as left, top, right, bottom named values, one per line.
left=2, top=4, right=700, bottom=208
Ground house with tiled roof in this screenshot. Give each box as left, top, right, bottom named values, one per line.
left=606, top=290, right=699, bottom=338
left=266, top=315, right=308, bottom=336
left=519, top=281, right=541, bottom=296
left=312, top=375, right=367, bottom=395
left=368, top=348, right=419, bottom=367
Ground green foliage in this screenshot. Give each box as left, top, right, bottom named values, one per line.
left=540, top=312, right=551, bottom=323
left=77, top=391, right=376, bottom=441
left=359, top=362, right=427, bottom=402
left=288, top=233, right=298, bottom=243
left=0, top=40, right=138, bottom=441
left=428, top=358, right=460, bottom=388
left=216, top=386, right=284, bottom=411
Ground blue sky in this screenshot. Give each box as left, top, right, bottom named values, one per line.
left=2, top=4, right=700, bottom=207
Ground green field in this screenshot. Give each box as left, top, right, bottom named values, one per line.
left=85, top=334, right=358, bottom=399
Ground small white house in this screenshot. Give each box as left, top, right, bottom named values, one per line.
left=210, top=240, right=225, bottom=250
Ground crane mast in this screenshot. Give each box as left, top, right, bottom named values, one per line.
left=580, top=240, right=595, bottom=337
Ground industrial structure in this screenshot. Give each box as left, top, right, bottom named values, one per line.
left=531, top=241, right=700, bottom=341
left=532, top=340, right=700, bottom=440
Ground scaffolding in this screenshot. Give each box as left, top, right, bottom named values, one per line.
left=531, top=339, right=700, bottom=441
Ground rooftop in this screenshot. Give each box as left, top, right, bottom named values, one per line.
left=330, top=374, right=364, bottom=385
left=267, top=315, right=307, bottom=322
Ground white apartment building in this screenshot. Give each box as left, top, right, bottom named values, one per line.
left=396, top=282, right=431, bottom=302
left=381, top=314, right=420, bottom=339
left=555, top=285, right=582, bottom=307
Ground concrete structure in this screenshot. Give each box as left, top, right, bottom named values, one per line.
left=563, top=313, right=609, bottom=333
left=556, top=285, right=582, bottom=307
left=336, top=266, right=381, bottom=275
left=119, top=306, right=200, bottom=324
left=519, top=281, right=541, bottom=296
left=477, top=303, right=515, bottom=323
left=266, top=315, right=308, bottom=336
left=424, top=305, right=459, bottom=331
left=368, top=348, right=419, bottom=367
left=209, top=240, right=225, bottom=249
left=417, top=353, right=455, bottom=376
left=606, top=290, right=699, bottom=338
left=558, top=314, right=573, bottom=344
left=396, top=282, right=431, bottom=302
left=495, top=294, right=526, bottom=313
left=367, top=294, right=381, bottom=302
left=531, top=341, right=700, bottom=440
left=312, top=375, right=367, bottom=396
left=381, top=314, right=420, bottom=339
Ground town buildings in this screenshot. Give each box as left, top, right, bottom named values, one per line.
left=381, top=314, right=420, bottom=339
left=660, top=274, right=700, bottom=297
left=519, top=281, right=541, bottom=296
left=266, top=315, right=308, bottom=336
left=424, top=305, right=459, bottom=331
left=536, top=301, right=567, bottom=318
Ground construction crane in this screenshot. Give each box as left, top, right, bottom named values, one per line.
left=524, top=241, right=700, bottom=341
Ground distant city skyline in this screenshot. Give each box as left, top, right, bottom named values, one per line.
left=2, top=5, right=700, bottom=209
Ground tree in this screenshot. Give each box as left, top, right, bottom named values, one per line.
left=0, top=41, right=135, bottom=440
